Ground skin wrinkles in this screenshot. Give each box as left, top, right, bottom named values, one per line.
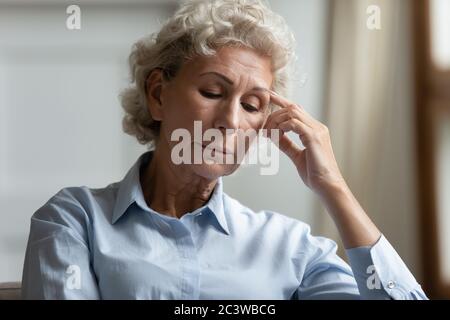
left=142, top=46, right=273, bottom=218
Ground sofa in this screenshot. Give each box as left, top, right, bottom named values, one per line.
left=0, top=282, right=21, bottom=300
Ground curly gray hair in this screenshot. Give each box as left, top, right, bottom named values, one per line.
left=120, top=0, right=297, bottom=148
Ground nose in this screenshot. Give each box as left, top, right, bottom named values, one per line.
left=214, top=97, right=240, bottom=133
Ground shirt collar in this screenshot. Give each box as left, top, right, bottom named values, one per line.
left=111, top=151, right=230, bottom=235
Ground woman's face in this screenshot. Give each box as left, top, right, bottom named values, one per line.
left=155, top=46, right=273, bottom=180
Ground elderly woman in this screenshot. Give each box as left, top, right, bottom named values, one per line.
left=22, top=0, right=427, bottom=300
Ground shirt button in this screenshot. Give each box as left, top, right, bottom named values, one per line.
left=387, top=280, right=396, bottom=289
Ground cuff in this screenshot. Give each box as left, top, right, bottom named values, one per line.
left=345, top=234, right=427, bottom=300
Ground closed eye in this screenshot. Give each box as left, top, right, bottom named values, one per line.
left=199, top=90, right=259, bottom=113
left=241, top=103, right=259, bottom=113
left=199, top=90, right=222, bottom=99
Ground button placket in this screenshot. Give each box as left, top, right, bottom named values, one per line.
left=174, top=223, right=200, bottom=299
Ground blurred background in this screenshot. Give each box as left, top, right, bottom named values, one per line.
left=0, top=0, right=449, bottom=298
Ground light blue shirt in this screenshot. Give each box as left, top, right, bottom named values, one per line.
left=22, top=151, right=428, bottom=299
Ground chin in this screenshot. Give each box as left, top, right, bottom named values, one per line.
left=190, top=162, right=240, bottom=180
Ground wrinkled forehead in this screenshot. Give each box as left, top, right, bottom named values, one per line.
left=181, top=47, right=273, bottom=88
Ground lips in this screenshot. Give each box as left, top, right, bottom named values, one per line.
left=198, top=142, right=234, bottom=155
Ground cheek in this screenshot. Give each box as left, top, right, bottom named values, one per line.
left=241, top=114, right=266, bottom=131
left=171, top=89, right=213, bottom=116
left=160, top=94, right=214, bottom=137
left=163, top=91, right=201, bottom=122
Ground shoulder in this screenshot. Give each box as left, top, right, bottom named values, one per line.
left=223, top=193, right=311, bottom=238
left=222, top=193, right=338, bottom=255
left=29, top=183, right=118, bottom=243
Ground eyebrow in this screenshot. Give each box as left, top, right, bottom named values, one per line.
left=199, top=71, right=270, bottom=93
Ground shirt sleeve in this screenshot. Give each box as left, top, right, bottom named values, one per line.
left=345, top=234, right=428, bottom=300
left=294, top=225, right=428, bottom=300
left=294, top=229, right=361, bottom=299
left=21, top=190, right=100, bottom=299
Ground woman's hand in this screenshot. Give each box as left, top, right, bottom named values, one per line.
left=263, top=91, right=381, bottom=248
left=263, top=91, right=346, bottom=197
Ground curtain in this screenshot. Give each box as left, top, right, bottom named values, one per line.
left=317, top=0, right=422, bottom=280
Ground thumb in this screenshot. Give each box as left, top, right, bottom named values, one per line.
left=271, top=131, right=304, bottom=163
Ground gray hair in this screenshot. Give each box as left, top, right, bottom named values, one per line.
left=120, top=0, right=297, bottom=147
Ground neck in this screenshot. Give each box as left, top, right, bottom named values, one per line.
left=140, top=143, right=218, bottom=219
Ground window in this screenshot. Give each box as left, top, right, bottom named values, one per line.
left=414, top=0, right=450, bottom=299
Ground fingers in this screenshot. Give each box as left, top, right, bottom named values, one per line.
left=265, top=111, right=292, bottom=130
left=262, top=104, right=304, bottom=160
left=264, top=114, right=312, bottom=146
left=264, top=106, right=314, bottom=135
left=269, top=91, right=302, bottom=111
left=265, top=91, right=330, bottom=151
left=269, top=91, right=322, bottom=129
left=277, top=118, right=312, bottom=139
left=277, top=133, right=304, bottom=162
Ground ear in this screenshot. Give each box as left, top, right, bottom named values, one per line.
left=146, top=68, right=166, bottom=121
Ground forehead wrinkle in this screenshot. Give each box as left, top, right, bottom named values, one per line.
left=199, top=69, right=271, bottom=93
left=189, top=48, right=273, bottom=92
